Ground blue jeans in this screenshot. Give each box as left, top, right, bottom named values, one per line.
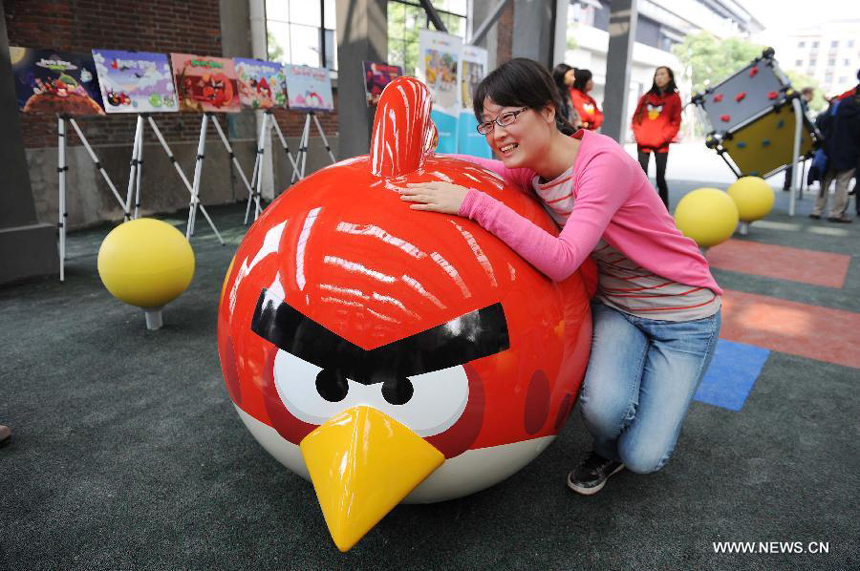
left=579, top=302, right=721, bottom=474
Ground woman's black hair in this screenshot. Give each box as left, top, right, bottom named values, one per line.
left=473, top=58, right=576, bottom=136
left=572, top=68, right=592, bottom=92
left=551, top=63, right=573, bottom=91
left=647, top=66, right=677, bottom=95
left=551, top=63, right=575, bottom=123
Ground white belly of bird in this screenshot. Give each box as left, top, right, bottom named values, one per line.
left=235, top=404, right=556, bottom=503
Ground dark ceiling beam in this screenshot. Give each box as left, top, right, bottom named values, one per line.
left=417, top=0, right=448, bottom=33
left=468, top=0, right=512, bottom=46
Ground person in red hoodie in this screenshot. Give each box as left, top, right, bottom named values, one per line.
left=631, top=66, right=682, bottom=207
left=570, top=69, right=604, bottom=131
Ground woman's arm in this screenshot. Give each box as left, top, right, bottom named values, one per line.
left=460, top=150, right=631, bottom=281
left=402, top=149, right=634, bottom=282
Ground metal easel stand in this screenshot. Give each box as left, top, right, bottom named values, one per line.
left=57, top=117, right=67, bottom=282
left=244, top=109, right=303, bottom=225
left=289, top=111, right=338, bottom=184
left=144, top=115, right=224, bottom=245
left=208, top=112, right=256, bottom=224
left=56, top=114, right=131, bottom=281
left=126, top=114, right=144, bottom=219
left=187, top=113, right=251, bottom=239
left=245, top=109, right=271, bottom=225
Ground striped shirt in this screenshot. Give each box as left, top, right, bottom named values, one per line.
left=532, top=169, right=721, bottom=321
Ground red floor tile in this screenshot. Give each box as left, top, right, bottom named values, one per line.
left=721, top=289, right=860, bottom=369
left=707, top=239, right=850, bottom=289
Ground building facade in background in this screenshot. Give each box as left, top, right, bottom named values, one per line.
left=771, top=20, right=860, bottom=99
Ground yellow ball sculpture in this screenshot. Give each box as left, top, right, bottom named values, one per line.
left=674, top=188, right=739, bottom=249
left=727, top=176, right=775, bottom=223
left=98, top=218, right=195, bottom=329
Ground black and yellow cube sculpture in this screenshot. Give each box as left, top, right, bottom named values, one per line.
left=692, top=48, right=821, bottom=178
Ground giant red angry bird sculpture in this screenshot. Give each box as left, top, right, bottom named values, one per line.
left=217, top=77, right=592, bottom=551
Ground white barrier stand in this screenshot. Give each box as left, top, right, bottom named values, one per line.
left=789, top=97, right=804, bottom=217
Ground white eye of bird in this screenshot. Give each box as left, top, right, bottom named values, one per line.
left=272, top=350, right=470, bottom=437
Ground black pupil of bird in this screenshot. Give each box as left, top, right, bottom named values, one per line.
left=382, top=377, right=414, bottom=405
left=315, top=369, right=348, bottom=402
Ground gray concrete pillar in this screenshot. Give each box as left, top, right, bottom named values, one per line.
left=0, top=2, right=58, bottom=284
left=512, top=0, right=563, bottom=69
left=219, top=0, right=273, bottom=197
left=336, top=0, right=387, bottom=159
left=219, top=0, right=255, bottom=142
left=552, top=0, right=568, bottom=68
left=471, top=0, right=495, bottom=70
left=602, top=0, right=638, bottom=143
left=470, top=0, right=513, bottom=71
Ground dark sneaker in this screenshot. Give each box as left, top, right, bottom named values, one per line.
left=567, top=452, right=625, bottom=495
left=827, top=216, right=853, bottom=223
left=809, top=213, right=821, bottom=219
left=0, top=424, right=10, bottom=447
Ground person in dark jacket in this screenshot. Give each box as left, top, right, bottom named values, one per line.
left=811, top=72, right=860, bottom=222
left=631, top=66, right=682, bottom=207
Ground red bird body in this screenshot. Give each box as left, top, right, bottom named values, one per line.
left=217, top=77, right=592, bottom=548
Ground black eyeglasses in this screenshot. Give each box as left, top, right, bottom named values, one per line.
left=476, top=107, right=529, bottom=135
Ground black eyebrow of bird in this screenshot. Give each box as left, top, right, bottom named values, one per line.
left=250, top=288, right=509, bottom=384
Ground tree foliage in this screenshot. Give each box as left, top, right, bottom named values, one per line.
left=671, top=32, right=763, bottom=95
left=267, top=29, right=286, bottom=63
left=671, top=32, right=826, bottom=115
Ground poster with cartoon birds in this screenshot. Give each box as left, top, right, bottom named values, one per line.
left=92, top=50, right=178, bottom=114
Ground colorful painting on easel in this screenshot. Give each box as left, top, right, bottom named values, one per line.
left=363, top=61, right=402, bottom=106
left=234, top=58, right=286, bottom=109
left=9, top=47, right=105, bottom=115
left=418, top=30, right=461, bottom=115
left=417, top=30, right=462, bottom=153
left=283, top=65, right=334, bottom=112
left=92, top=50, right=177, bottom=113
left=457, top=45, right=491, bottom=158
left=170, top=53, right=241, bottom=113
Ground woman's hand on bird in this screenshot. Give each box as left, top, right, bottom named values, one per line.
left=398, top=181, right=471, bottom=215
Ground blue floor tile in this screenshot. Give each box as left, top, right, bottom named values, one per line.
left=694, top=339, right=771, bottom=411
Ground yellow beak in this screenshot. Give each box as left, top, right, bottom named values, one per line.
left=299, top=406, right=445, bottom=552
